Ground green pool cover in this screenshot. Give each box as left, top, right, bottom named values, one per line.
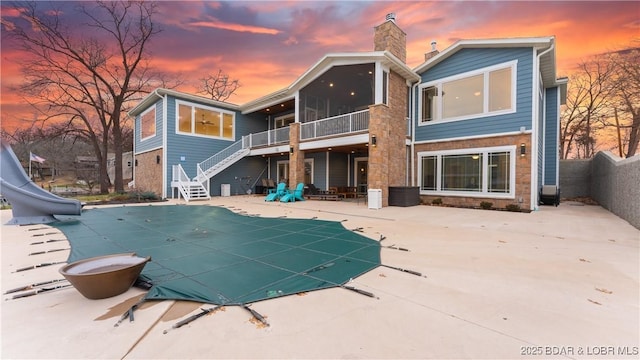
left=53, top=205, right=381, bottom=305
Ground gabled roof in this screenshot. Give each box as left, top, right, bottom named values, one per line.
left=414, top=36, right=564, bottom=88
left=240, top=51, right=420, bottom=114
left=128, top=88, right=239, bottom=117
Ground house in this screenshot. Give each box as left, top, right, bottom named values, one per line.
left=128, top=14, right=566, bottom=211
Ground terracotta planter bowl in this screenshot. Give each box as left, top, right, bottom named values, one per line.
left=59, top=253, right=151, bottom=300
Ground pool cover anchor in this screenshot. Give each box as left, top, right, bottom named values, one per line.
left=384, top=244, right=410, bottom=252
left=242, top=304, right=269, bottom=327
left=381, top=264, right=425, bottom=277
left=342, top=285, right=377, bottom=298
left=4, top=278, right=68, bottom=295
left=115, top=298, right=147, bottom=327
left=6, top=283, right=72, bottom=300
left=13, top=261, right=65, bottom=272
left=163, top=305, right=224, bottom=334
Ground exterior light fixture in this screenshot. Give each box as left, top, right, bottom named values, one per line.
left=371, top=135, right=377, bottom=147
left=520, top=143, right=526, bottom=157
left=290, top=145, right=294, bottom=154
left=156, top=155, right=161, bottom=164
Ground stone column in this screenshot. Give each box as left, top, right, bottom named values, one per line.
left=368, top=104, right=390, bottom=206
left=368, top=70, right=409, bottom=207
left=288, top=123, right=305, bottom=188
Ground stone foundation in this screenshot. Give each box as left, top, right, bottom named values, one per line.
left=133, top=149, right=163, bottom=197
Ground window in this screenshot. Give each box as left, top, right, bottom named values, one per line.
left=140, top=106, right=156, bottom=140
left=176, top=101, right=235, bottom=140
left=304, top=159, right=314, bottom=184
left=441, top=153, right=482, bottom=192
left=442, top=74, right=484, bottom=119
left=275, top=114, right=294, bottom=129
left=418, top=146, right=515, bottom=197
left=277, top=159, right=314, bottom=185
left=488, top=151, right=510, bottom=193
left=421, top=156, right=437, bottom=191
left=419, top=61, right=516, bottom=124
left=421, top=87, right=438, bottom=122
left=382, top=70, right=389, bottom=105
left=489, top=67, right=512, bottom=111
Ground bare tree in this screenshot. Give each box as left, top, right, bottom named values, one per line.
left=4, top=1, right=166, bottom=193
left=197, top=69, right=241, bottom=101
left=560, top=58, right=615, bottom=159
left=606, top=46, right=640, bottom=157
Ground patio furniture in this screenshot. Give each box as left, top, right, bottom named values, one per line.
left=280, top=183, right=305, bottom=203
left=265, top=182, right=287, bottom=202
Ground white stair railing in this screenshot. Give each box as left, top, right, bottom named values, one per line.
left=172, top=164, right=192, bottom=201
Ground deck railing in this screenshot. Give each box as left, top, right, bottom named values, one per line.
left=300, top=109, right=369, bottom=140
left=243, top=127, right=290, bottom=148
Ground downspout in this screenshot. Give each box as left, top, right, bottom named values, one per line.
left=532, top=41, right=555, bottom=210
left=160, top=90, right=168, bottom=199
left=410, top=81, right=419, bottom=186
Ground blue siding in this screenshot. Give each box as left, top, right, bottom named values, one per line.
left=135, top=100, right=163, bottom=153
left=537, top=85, right=544, bottom=188
left=329, top=152, right=348, bottom=187
left=415, top=48, right=534, bottom=142
left=306, top=152, right=327, bottom=189
left=211, top=157, right=268, bottom=196
left=162, top=95, right=267, bottom=195
left=544, top=87, right=559, bottom=185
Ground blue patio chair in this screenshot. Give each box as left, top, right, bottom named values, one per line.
left=265, top=182, right=287, bottom=202
left=280, top=183, right=305, bottom=203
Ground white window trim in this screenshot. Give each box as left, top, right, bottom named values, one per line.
left=417, top=145, right=516, bottom=199
left=418, top=60, right=518, bottom=126
left=140, top=106, right=156, bottom=141
left=175, top=99, right=236, bottom=140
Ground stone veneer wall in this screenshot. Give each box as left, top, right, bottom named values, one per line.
left=373, top=19, right=406, bottom=63
left=414, top=134, right=533, bottom=210
left=288, top=123, right=305, bottom=188
left=368, top=70, right=409, bottom=207
left=133, top=149, right=163, bottom=197
left=368, top=18, right=409, bottom=207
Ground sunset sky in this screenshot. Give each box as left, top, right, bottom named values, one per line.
left=1, top=1, right=638, bottom=132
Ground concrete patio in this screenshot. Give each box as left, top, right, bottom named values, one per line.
left=1, top=196, right=638, bottom=359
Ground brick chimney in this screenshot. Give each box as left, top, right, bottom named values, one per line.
left=374, top=13, right=406, bottom=63
left=424, top=40, right=439, bottom=61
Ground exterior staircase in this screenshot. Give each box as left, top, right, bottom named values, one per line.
left=172, top=139, right=249, bottom=202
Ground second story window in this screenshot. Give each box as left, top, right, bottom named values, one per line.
left=177, top=101, right=235, bottom=140
left=419, top=61, right=516, bottom=124
left=421, top=86, right=438, bottom=122
left=140, top=106, right=156, bottom=140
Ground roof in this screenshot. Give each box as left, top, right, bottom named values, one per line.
left=128, top=88, right=240, bottom=117
left=240, top=51, right=420, bottom=114
left=413, top=37, right=564, bottom=88
left=130, top=38, right=567, bottom=116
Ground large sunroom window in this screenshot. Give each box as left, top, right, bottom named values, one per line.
left=177, top=101, right=235, bottom=140
left=418, top=146, right=515, bottom=197
left=419, top=61, right=516, bottom=123
left=298, top=63, right=375, bottom=122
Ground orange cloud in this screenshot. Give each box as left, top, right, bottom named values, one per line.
left=189, top=18, right=280, bottom=35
